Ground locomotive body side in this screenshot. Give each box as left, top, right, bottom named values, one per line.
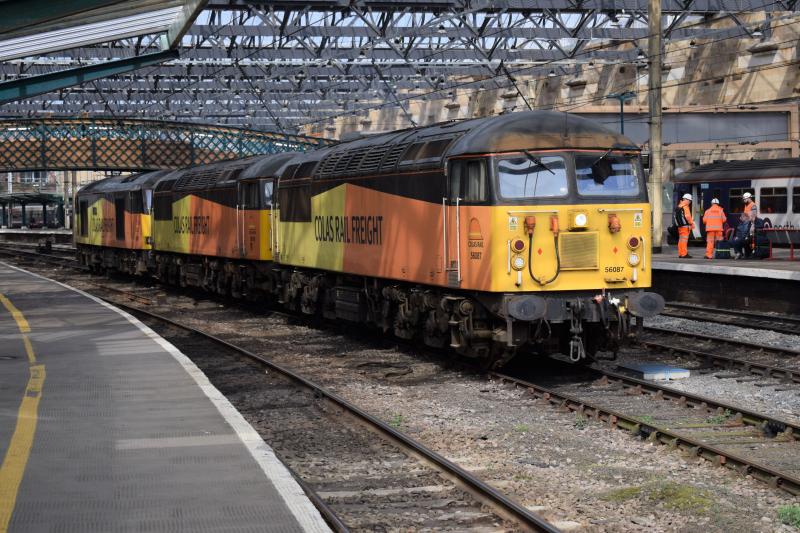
left=275, top=112, right=663, bottom=362
left=151, top=155, right=291, bottom=262
left=75, top=171, right=168, bottom=273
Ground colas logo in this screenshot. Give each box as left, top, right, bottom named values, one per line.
left=468, top=217, right=483, bottom=260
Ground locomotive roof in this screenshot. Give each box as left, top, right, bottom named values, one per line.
left=674, top=157, right=800, bottom=183
left=447, top=111, right=638, bottom=155
left=239, top=152, right=298, bottom=180
left=78, top=170, right=172, bottom=194
left=294, top=111, right=638, bottom=181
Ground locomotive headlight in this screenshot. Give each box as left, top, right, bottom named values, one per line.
left=628, top=252, right=641, bottom=266
left=569, top=210, right=589, bottom=230
left=511, top=255, right=526, bottom=271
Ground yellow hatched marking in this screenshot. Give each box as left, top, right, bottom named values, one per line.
left=0, top=293, right=44, bottom=533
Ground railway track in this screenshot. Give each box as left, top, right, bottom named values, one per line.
left=111, top=301, right=557, bottom=532
left=0, top=244, right=79, bottom=268
left=637, top=325, right=800, bottom=384
left=661, top=302, right=800, bottom=336
left=6, top=248, right=800, bottom=502
left=498, top=360, right=800, bottom=496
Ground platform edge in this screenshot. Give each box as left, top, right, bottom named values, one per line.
left=0, top=261, right=332, bottom=533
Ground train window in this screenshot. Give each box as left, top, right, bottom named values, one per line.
left=793, top=187, right=800, bottom=213
left=449, top=159, right=487, bottom=203
left=760, top=187, right=787, bottom=214
left=114, top=197, right=125, bottom=240
left=728, top=188, right=755, bottom=213
left=263, top=180, right=274, bottom=206
left=575, top=155, right=640, bottom=197
left=129, top=192, right=144, bottom=214
left=143, top=190, right=153, bottom=212
left=463, top=161, right=487, bottom=202
left=497, top=155, right=567, bottom=199
left=239, top=181, right=261, bottom=209
left=153, top=194, right=172, bottom=220
left=79, top=200, right=88, bottom=237
left=401, top=138, right=453, bottom=164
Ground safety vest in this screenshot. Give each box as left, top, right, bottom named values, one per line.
left=744, top=201, right=757, bottom=220
left=702, top=204, right=726, bottom=232
left=674, top=200, right=693, bottom=227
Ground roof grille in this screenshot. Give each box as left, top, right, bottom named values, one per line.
left=358, top=146, right=389, bottom=174
left=173, top=161, right=250, bottom=190
left=317, top=151, right=346, bottom=178
left=380, top=142, right=411, bottom=171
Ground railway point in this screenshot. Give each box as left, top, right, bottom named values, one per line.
left=1, top=2, right=800, bottom=532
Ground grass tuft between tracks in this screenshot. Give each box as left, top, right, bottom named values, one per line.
left=602, top=481, right=712, bottom=513
left=778, top=505, right=800, bottom=529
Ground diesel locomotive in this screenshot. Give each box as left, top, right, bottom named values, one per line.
left=75, top=111, right=664, bottom=367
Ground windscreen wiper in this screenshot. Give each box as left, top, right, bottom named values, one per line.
left=523, top=150, right=554, bottom=174
left=591, top=148, right=613, bottom=167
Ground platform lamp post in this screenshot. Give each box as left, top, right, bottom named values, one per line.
left=605, top=91, right=636, bottom=135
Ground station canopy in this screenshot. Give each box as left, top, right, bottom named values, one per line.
left=0, top=0, right=796, bottom=135
left=0, top=192, right=64, bottom=205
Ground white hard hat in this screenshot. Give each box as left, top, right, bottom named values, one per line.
left=682, top=193, right=692, bottom=201
left=743, top=192, right=752, bottom=199
left=711, top=198, right=720, bottom=204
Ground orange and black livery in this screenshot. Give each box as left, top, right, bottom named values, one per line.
left=76, top=111, right=664, bottom=367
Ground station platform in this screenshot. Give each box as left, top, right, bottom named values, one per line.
left=0, top=228, right=73, bottom=245
left=0, top=262, right=329, bottom=532
left=652, top=250, right=800, bottom=314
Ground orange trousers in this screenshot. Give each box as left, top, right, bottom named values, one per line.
left=705, top=230, right=722, bottom=259
left=678, top=226, right=691, bottom=257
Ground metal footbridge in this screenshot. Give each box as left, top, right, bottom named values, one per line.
left=0, top=118, right=333, bottom=172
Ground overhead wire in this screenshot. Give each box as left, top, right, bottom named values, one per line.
left=298, top=10, right=800, bottom=128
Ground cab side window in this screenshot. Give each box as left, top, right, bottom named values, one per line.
left=262, top=180, right=274, bottom=207
left=449, top=159, right=487, bottom=203
left=239, top=182, right=261, bottom=209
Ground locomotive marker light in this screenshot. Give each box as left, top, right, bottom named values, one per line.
left=628, top=252, right=641, bottom=267
left=568, top=210, right=588, bottom=230
left=511, top=255, right=525, bottom=271
left=627, top=236, right=641, bottom=249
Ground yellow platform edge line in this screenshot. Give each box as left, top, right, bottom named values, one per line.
left=0, top=293, right=44, bottom=533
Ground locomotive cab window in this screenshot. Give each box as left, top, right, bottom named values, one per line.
left=449, top=159, right=487, bottom=203
left=262, top=180, right=274, bottom=207
left=575, top=154, right=640, bottom=197
left=114, top=197, right=125, bottom=240
left=239, top=181, right=261, bottom=209
left=79, top=200, right=88, bottom=236
left=496, top=154, right=568, bottom=199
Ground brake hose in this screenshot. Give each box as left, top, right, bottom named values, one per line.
left=528, top=233, right=561, bottom=286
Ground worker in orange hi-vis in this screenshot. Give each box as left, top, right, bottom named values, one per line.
left=702, top=198, right=727, bottom=260
left=674, top=193, right=695, bottom=258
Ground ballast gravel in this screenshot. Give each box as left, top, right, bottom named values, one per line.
left=647, top=315, right=800, bottom=353
left=641, top=315, right=800, bottom=426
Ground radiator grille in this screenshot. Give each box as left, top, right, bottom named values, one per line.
left=559, top=232, right=598, bottom=270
